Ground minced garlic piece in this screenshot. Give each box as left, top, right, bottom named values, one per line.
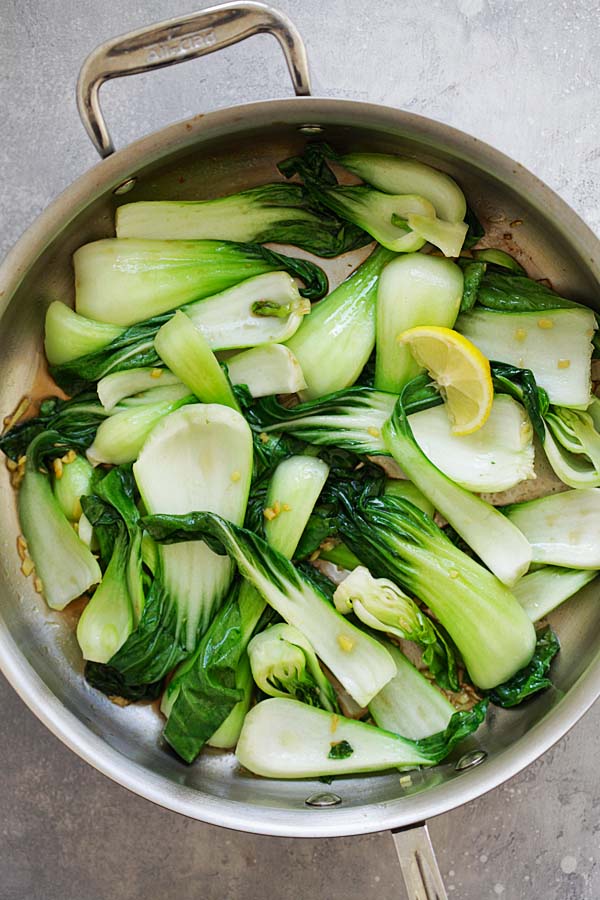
left=21, top=558, right=35, bottom=577
left=33, top=577, right=44, bottom=594
left=337, top=633, right=355, bottom=652
left=150, top=368, right=163, bottom=379
left=53, top=458, right=63, bottom=479
left=282, top=503, right=291, bottom=512
left=514, top=328, right=527, bottom=341
left=557, top=359, right=571, bottom=369
left=230, top=470, right=241, bottom=482
left=263, top=507, right=277, bottom=521
left=537, top=318, right=554, bottom=329
left=367, top=426, right=380, bottom=438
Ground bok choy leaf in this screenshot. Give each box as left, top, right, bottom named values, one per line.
left=235, top=697, right=487, bottom=778
left=74, top=239, right=327, bottom=326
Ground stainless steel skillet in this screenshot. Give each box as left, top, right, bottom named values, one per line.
left=1, top=4, right=599, bottom=897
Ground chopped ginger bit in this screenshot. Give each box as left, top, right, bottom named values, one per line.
left=263, top=507, right=277, bottom=521
left=399, top=775, right=413, bottom=788
left=537, top=318, right=554, bottom=329
left=337, top=633, right=355, bottom=652
left=230, top=470, right=241, bottom=482
left=150, top=368, right=163, bottom=379
left=33, top=577, right=43, bottom=594
left=273, top=500, right=281, bottom=516
left=282, top=503, right=291, bottom=512
left=514, top=328, right=527, bottom=341
left=309, top=550, right=320, bottom=562
left=53, top=458, right=63, bottom=479
left=62, top=449, right=77, bottom=464
left=330, top=714, right=340, bottom=734
left=557, top=358, right=571, bottom=369
left=320, top=538, right=336, bottom=552
left=367, top=426, right=380, bottom=438
left=21, top=558, right=35, bottom=577
left=259, top=432, right=269, bottom=444
left=6, top=458, right=17, bottom=472
left=17, top=456, right=27, bottom=467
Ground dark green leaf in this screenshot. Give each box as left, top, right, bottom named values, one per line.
left=162, top=581, right=247, bottom=763
left=485, top=626, right=560, bottom=708
left=0, top=393, right=107, bottom=461
left=476, top=271, right=581, bottom=313
left=490, top=362, right=549, bottom=443
left=457, top=260, right=487, bottom=313
left=412, top=700, right=488, bottom=762
left=328, top=739, right=354, bottom=759
left=462, top=206, right=485, bottom=250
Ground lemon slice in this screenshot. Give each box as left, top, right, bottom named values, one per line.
left=398, top=325, right=493, bottom=435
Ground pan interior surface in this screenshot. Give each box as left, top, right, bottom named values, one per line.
left=1, top=100, right=599, bottom=836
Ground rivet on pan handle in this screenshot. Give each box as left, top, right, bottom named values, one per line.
left=76, top=1, right=312, bottom=159
left=392, top=823, right=448, bottom=900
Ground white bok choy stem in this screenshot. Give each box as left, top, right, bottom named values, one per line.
left=97, top=367, right=182, bottom=412
left=336, top=152, right=467, bottom=223
left=133, top=404, right=253, bottom=649
left=383, top=397, right=532, bottom=586
left=159, top=454, right=331, bottom=746
left=409, top=395, right=535, bottom=493
left=512, top=566, right=598, bottom=622
left=86, top=386, right=194, bottom=466
left=456, top=307, right=596, bottom=408
left=73, top=239, right=320, bottom=326
left=225, top=344, right=307, bottom=397
left=154, top=311, right=239, bottom=409
left=286, top=246, right=395, bottom=399
left=369, top=641, right=455, bottom=739
left=375, top=254, right=464, bottom=392
left=235, top=697, right=487, bottom=778
left=505, top=489, right=600, bottom=568
left=19, top=435, right=101, bottom=611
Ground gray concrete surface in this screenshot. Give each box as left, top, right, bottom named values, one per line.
left=1, top=1, right=600, bottom=897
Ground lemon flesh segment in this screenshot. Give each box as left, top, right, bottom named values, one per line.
left=398, top=325, right=493, bottom=436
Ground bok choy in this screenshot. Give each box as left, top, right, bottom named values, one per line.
left=74, top=239, right=327, bottom=326
left=235, top=697, right=487, bottom=778
left=18, top=432, right=102, bottom=610
left=286, top=246, right=394, bottom=399
left=159, top=454, right=330, bottom=762
left=383, top=387, right=532, bottom=585
left=49, top=272, right=311, bottom=394
left=116, top=183, right=369, bottom=256
left=512, top=565, right=598, bottom=622
left=368, top=640, right=455, bottom=739
left=142, top=510, right=397, bottom=708
left=457, top=307, right=596, bottom=408
left=339, top=494, right=536, bottom=689
left=375, top=254, right=464, bottom=392
left=134, top=404, right=253, bottom=648
left=247, top=623, right=339, bottom=711
left=505, top=489, right=600, bottom=568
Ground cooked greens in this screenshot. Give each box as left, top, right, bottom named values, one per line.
left=8, top=141, right=597, bottom=780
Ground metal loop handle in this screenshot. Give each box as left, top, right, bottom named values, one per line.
left=392, top=823, right=448, bottom=900
left=76, top=1, right=311, bottom=158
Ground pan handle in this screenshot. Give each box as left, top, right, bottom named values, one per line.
left=391, top=823, right=448, bottom=900
left=76, top=1, right=311, bottom=158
